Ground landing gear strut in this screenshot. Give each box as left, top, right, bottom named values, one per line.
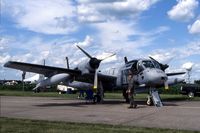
left=93, top=94, right=101, bottom=103
left=93, top=81, right=104, bottom=103
left=147, top=88, right=163, bottom=107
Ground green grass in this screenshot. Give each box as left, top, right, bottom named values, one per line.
left=0, top=117, right=197, bottom=133
left=1, top=90, right=200, bottom=101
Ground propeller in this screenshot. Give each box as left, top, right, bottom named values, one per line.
left=93, top=69, right=98, bottom=91
left=164, top=81, right=169, bottom=90
left=76, top=45, right=115, bottom=91
left=149, top=56, right=169, bottom=71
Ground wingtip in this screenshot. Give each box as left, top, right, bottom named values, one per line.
left=3, top=61, right=11, bottom=67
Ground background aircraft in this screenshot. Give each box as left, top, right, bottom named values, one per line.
left=4, top=45, right=185, bottom=105
left=23, top=74, right=45, bottom=84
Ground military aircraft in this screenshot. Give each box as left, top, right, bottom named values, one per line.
left=4, top=45, right=185, bottom=106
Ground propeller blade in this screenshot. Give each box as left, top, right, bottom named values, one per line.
left=164, top=81, right=169, bottom=90
left=93, top=69, right=98, bottom=92
left=101, top=53, right=116, bottom=61
left=149, top=56, right=160, bottom=64
left=76, top=45, right=92, bottom=59
left=149, top=56, right=169, bottom=71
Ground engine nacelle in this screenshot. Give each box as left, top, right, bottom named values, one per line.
left=68, top=81, right=93, bottom=90
left=35, top=73, right=71, bottom=89
left=76, top=59, right=95, bottom=74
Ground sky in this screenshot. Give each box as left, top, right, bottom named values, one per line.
left=0, top=0, right=200, bottom=81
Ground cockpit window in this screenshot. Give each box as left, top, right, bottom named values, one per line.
left=142, top=60, right=155, bottom=68
left=152, top=61, right=161, bottom=69
left=137, top=61, right=144, bottom=72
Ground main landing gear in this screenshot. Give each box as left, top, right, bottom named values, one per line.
left=93, top=81, right=104, bottom=103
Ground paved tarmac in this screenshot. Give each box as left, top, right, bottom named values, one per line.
left=1, top=96, right=200, bottom=131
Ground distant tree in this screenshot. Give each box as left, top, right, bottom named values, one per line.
left=194, top=80, right=200, bottom=85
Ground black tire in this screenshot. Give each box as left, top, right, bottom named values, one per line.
left=146, top=97, right=153, bottom=106
left=93, top=95, right=101, bottom=103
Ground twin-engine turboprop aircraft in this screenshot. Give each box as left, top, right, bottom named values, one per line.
left=4, top=45, right=185, bottom=106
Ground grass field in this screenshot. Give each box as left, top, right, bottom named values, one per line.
left=1, top=90, right=200, bottom=101
left=0, top=117, right=197, bottom=133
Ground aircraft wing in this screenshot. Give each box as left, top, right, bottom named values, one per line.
left=4, top=61, right=81, bottom=77
left=4, top=61, right=116, bottom=82
left=166, top=72, right=185, bottom=76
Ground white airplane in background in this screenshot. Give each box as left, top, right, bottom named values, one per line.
left=24, top=74, right=45, bottom=84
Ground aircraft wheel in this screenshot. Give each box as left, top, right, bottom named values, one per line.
left=93, top=95, right=101, bottom=103
left=33, top=89, right=40, bottom=93
left=146, top=96, right=153, bottom=106
left=188, top=92, right=194, bottom=98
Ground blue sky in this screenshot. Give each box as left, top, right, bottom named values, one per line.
left=0, top=0, right=200, bottom=81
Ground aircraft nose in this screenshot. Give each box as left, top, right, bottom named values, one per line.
left=146, top=69, right=167, bottom=84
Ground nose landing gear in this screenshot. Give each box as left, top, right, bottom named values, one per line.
left=147, top=89, right=163, bottom=107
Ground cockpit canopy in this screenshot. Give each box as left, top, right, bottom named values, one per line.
left=126, top=59, right=161, bottom=73
left=142, top=60, right=160, bottom=69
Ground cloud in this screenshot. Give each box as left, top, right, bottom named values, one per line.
left=167, top=0, right=199, bottom=22
left=182, top=62, right=194, bottom=70
left=149, top=52, right=174, bottom=64
left=188, top=19, right=200, bottom=34
left=0, top=54, right=11, bottom=64
left=93, top=20, right=170, bottom=60
left=77, top=0, right=159, bottom=23
left=3, top=0, right=77, bottom=34
left=74, top=35, right=94, bottom=47
left=153, top=39, right=200, bottom=61
left=0, top=37, right=10, bottom=51
left=178, top=40, right=200, bottom=58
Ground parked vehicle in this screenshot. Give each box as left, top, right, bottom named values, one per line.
left=57, top=85, right=77, bottom=94
left=180, top=84, right=200, bottom=98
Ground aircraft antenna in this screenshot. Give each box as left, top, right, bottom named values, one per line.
left=124, top=57, right=128, bottom=64
left=66, top=57, right=70, bottom=69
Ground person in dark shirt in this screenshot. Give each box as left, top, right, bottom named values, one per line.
left=127, top=70, right=137, bottom=108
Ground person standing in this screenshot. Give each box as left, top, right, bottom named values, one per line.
left=127, top=70, right=137, bottom=108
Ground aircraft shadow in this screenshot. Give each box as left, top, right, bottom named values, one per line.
left=35, top=102, right=87, bottom=107
left=34, top=99, right=167, bottom=107
left=35, top=99, right=128, bottom=107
